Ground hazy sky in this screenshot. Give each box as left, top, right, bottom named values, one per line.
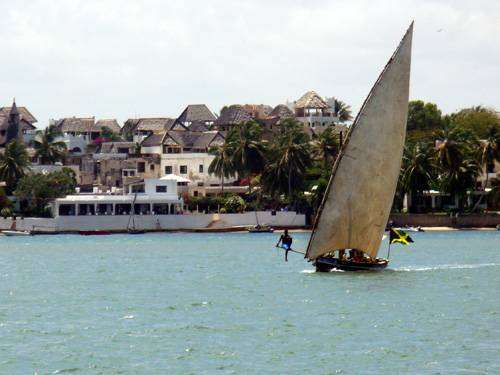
left=1, top=0, right=498, bottom=126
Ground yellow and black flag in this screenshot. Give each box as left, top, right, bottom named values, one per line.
left=389, top=228, right=414, bottom=245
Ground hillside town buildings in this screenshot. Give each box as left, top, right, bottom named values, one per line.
left=2, top=91, right=497, bottom=211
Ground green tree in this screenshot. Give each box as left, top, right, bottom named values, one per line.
left=262, top=119, right=312, bottom=206
left=400, top=142, right=436, bottom=212
left=0, top=140, right=30, bottom=194
left=14, top=168, right=77, bottom=216
left=31, top=125, right=67, bottom=164
left=313, top=127, right=340, bottom=169
left=332, top=98, right=353, bottom=123
left=479, top=126, right=499, bottom=185
left=435, top=126, right=480, bottom=210
left=407, top=100, right=443, bottom=131
left=208, top=142, right=235, bottom=195
left=448, top=106, right=500, bottom=138
left=226, top=120, right=266, bottom=192
left=101, top=126, right=121, bottom=141
left=470, top=126, right=500, bottom=211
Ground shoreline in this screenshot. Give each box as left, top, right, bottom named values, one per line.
left=2, top=226, right=498, bottom=236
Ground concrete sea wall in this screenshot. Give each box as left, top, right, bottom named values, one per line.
left=0, top=211, right=306, bottom=233
left=389, top=213, right=500, bottom=228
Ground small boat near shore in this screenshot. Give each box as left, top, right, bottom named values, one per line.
left=79, top=230, right=112, bottom=236
left=248, top=224, right=274, bottom=233
left=1, top=230, right=33, bottom=236
left=127, top=228, right=146, bottom=235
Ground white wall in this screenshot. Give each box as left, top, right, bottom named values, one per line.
left=161, top=153, right=237, bottom=186
left=0, top=211, right=305, bottom=232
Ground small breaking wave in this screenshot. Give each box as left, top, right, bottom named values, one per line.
left=393, top=263, right=499, bottom=272
left=301, top=269, right=345, bottom=273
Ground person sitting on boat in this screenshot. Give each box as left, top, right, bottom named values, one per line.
left=276, top=230, right=293, bottom=261
left=338, top=249, right=346, bottom=260
left=349, top=249, right=364, bottom=263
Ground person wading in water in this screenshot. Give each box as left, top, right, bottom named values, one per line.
left=276, top=229, right=293, bottom=261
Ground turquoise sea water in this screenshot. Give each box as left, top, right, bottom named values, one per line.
left=0, top=231, right=499, bottom=374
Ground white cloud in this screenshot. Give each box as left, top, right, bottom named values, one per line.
left=0, top=0, right=498, bottom=125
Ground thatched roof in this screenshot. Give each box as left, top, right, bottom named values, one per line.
left=55, top=117, right=95, bottom=133
left=188, top=121, right=210, bottom=132
left=55, top=117, right=120, bottom=133
left=95, top=119, right=121, bottom=133
left=162, top=130, right=224, bottom=150
left=141, top=132, right=165, bottom=147
left=215, top=105, right=253, bottom=126
left=136, top=118, right=175, bottom=132
left=242, top=104, right=273, bottom=119
left=0, top=106, right=37, bottom=123
left=122, top=117, right=175, bottom=135
left=270, top=104, right=294, bottom=118
left=295, top=91, right=328, bottom=109
left=177, top=104, right=216, bottom=124
left=97, top=141, right=136, bottom=153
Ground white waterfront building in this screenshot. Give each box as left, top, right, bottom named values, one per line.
left=53, top=177, right=184, bottom=218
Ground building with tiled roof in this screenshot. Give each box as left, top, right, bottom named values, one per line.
left=54, top=117, right=121, bottom=139
left=213, top=105, right=253, bottom=131
left=122, top=117, right=176, bottom=143
left=176, top=104, right=217, bottom=128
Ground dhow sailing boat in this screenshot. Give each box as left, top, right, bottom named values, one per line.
left=306, top=24, right=413, bottom=272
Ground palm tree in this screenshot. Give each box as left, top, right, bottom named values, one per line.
left=227, top=120, right=266, bottom=193
left=313, top=127, right=340, bottom=169
left=0, top=140, right=30, bottom=194
left=479, top=126, right=499, bottom=187
left=31, top=125, right=67, bottom=164
left=333, top=99, right=353, bottom=123
left=400, top=142, right=435, bottom=212
left=435, top=126, right=480, bottom=210
left=208, top=142, right=235, bottom=194
left=262, top=119, right=312, bottom=205
left=470, top=126, right=499, bottom=211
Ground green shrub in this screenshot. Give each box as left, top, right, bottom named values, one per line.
left=224, top=195, right=246, bottom=213
left=1, top=207, right=13, bottom=219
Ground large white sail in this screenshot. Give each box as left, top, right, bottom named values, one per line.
left=306, top=24, right=413, bottom=260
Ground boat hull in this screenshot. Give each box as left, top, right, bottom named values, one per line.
left=79, top=230, right=111, bottom=236
left=314, top=257, right=388, bottom=272
left=1, top=230, right=32, bottom=236
left=127, top=229, right=146, bottom=235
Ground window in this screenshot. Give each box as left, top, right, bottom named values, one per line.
left=137, top=162, right=145, bottom=173
left=199, top=164, right=204, bottom=173
left=156, top=185, right=167, bottom=193
left=123, top=171, right=128, bottom=177
left=193, top=191, right=199, bottom=197
left=150, top=164, right=155, bottom=171
left=118, top=148, right=129, bottom=154
left=180, top=165, right=187, bottom=174
left=165, top=165, right=172, bottom=174
left=163, top=146, right=181, bottom=154
left=131, top=184, right=145, bottom=193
